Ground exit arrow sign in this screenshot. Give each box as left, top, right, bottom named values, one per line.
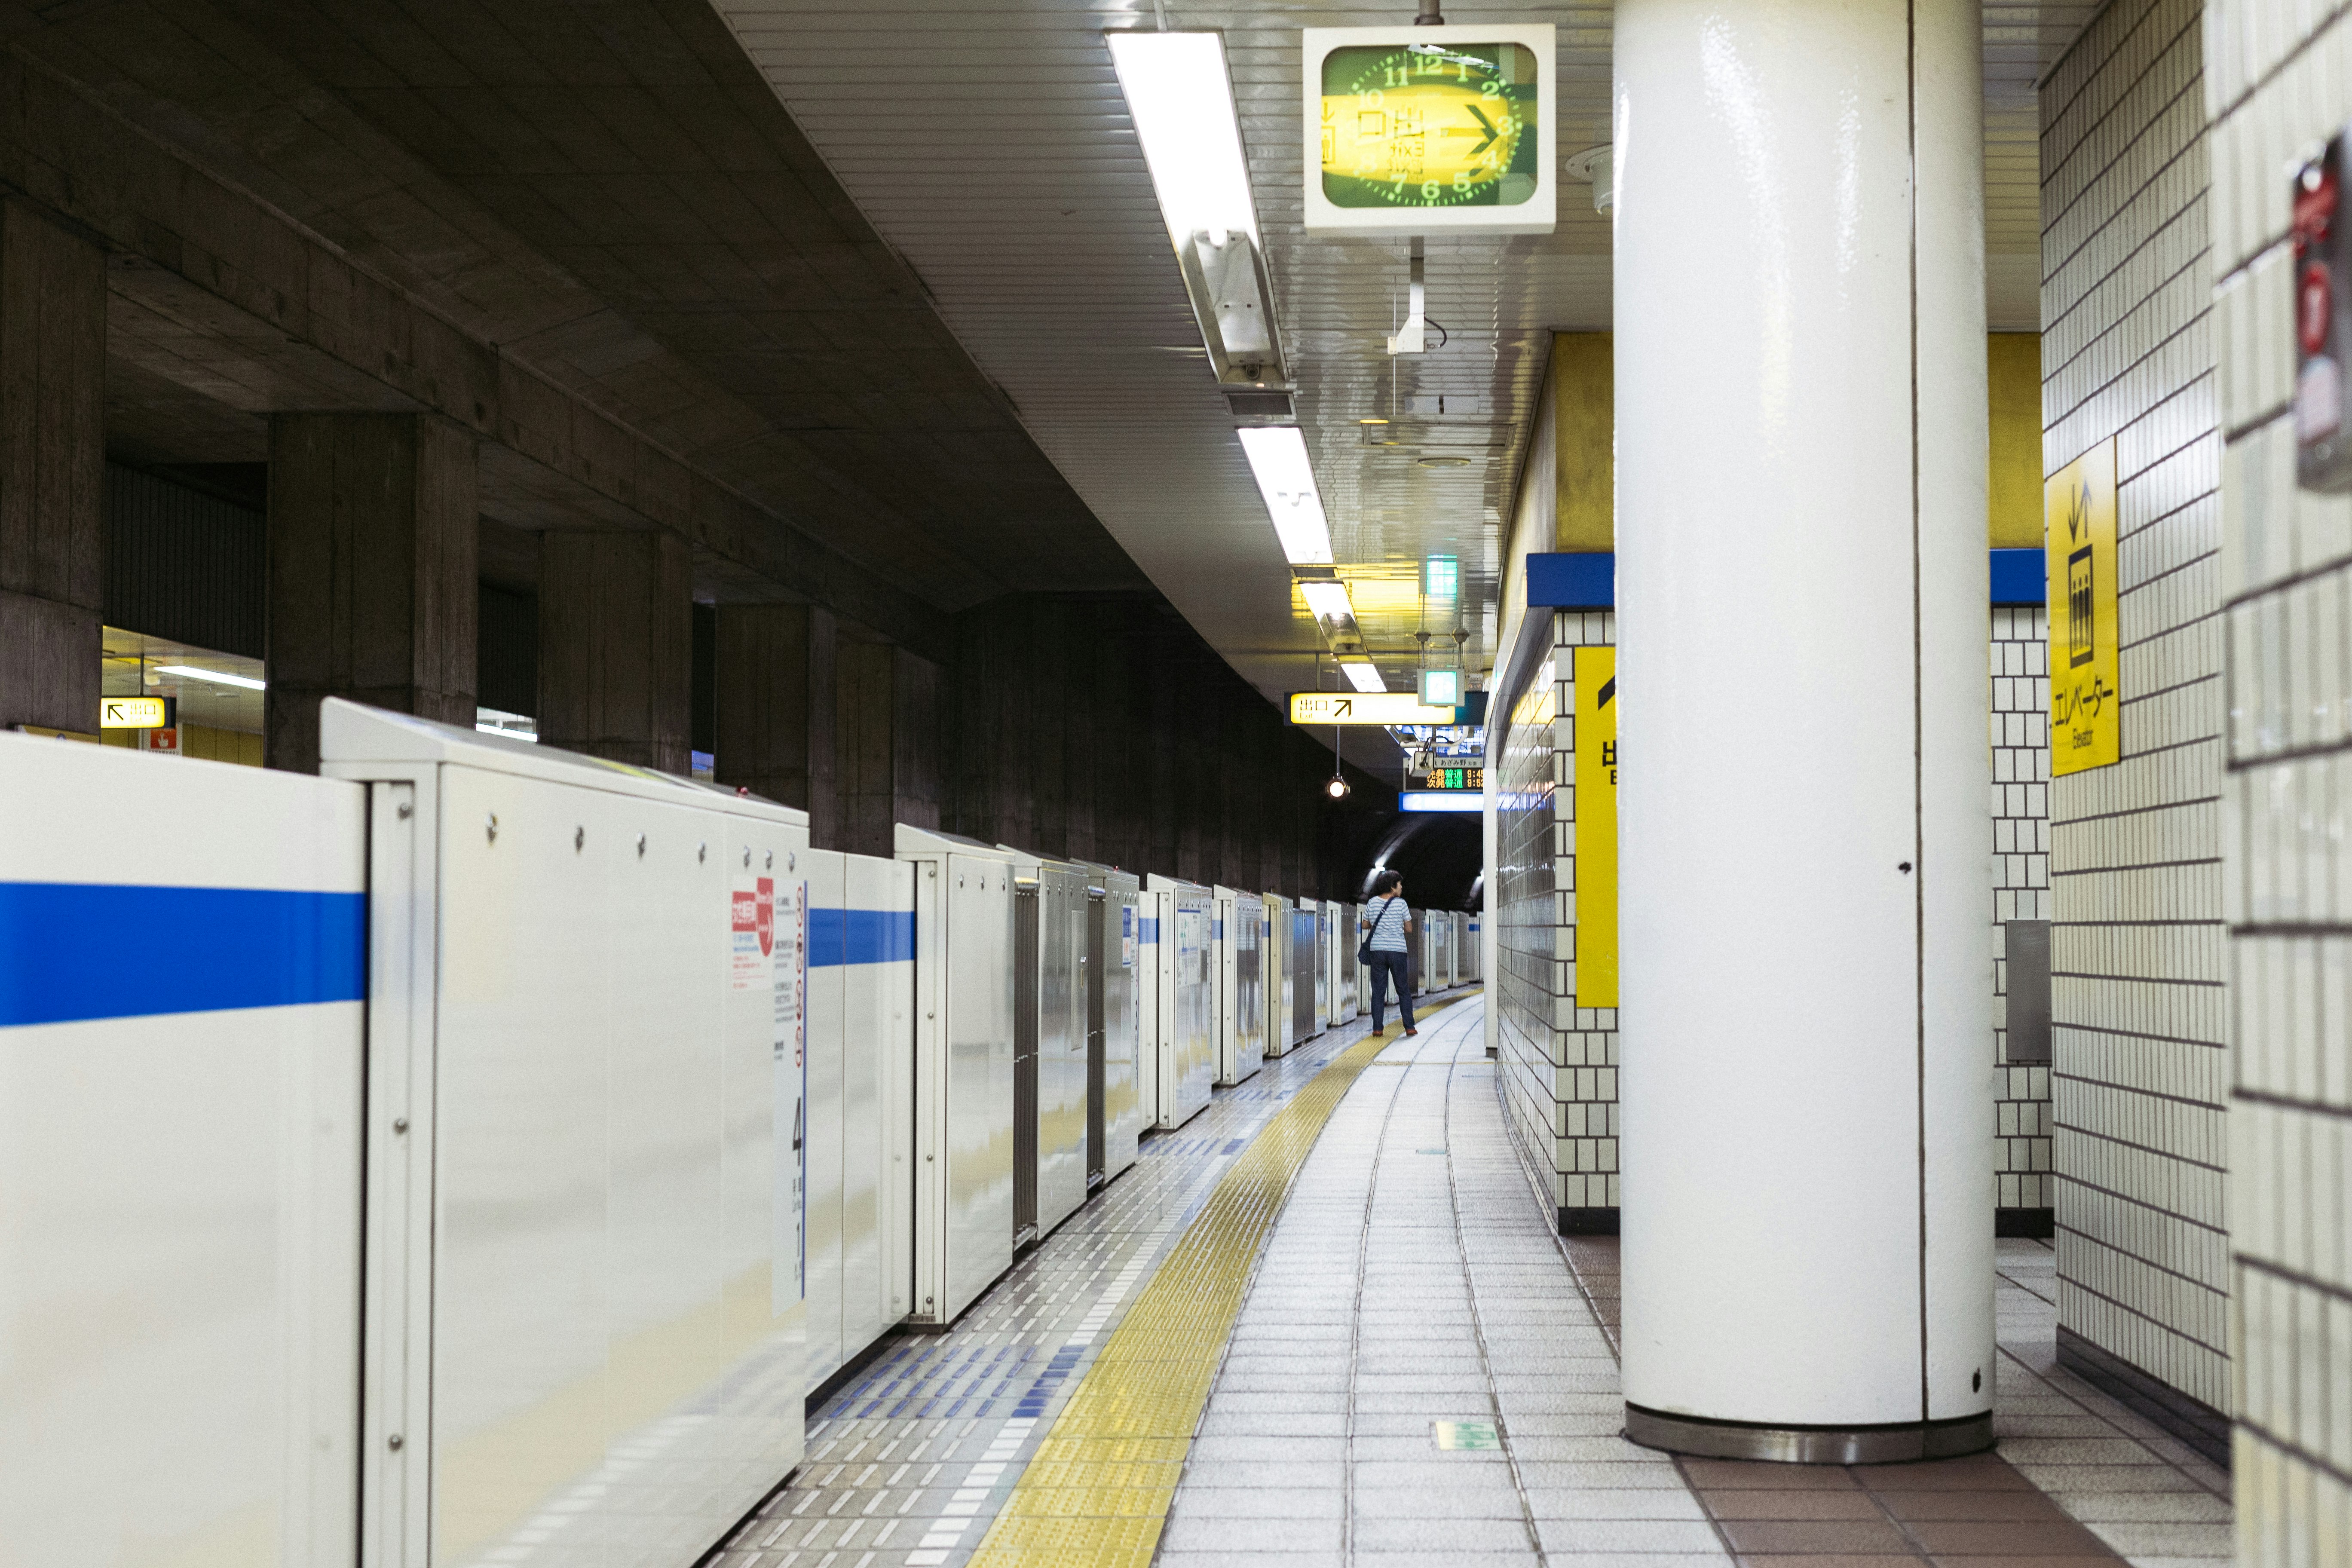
left=98, top=696, right=174, bottom=730
left=1287, top=691, right=1459, bottom=726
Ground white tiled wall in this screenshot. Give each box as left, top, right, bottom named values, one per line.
left=2043, top=0, right=2234, bottom=1418
left=1495, top=603, right=2060, bottom=1237
left=2205, top=0, right=2352, bottom=1556
left=1993, top=604, right=2058, bottom=1217
left=1494, top=610, right=1619, bottom=1227
left=1494, top=628, right=1560, bottom=1210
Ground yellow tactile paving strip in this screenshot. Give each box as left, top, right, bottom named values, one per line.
left=965, top=999, right=1465, bottom=1568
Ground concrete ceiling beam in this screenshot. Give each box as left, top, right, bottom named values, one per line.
left=0, top=49, right=949, bottom=661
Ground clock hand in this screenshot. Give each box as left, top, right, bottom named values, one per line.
left=1463, top=104, right=1501, bottom=156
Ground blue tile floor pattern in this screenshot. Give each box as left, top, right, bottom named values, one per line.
left=705, top=999, right=1466, bottom=1568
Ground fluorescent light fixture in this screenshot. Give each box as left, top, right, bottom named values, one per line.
left=1107, top=31, right=1259, bottom=251
left=154, top=664, right=263, bottom=691
left=1238, top=426, right=1332, bottom=564
left=1400, top=791, right=1483, bottom=813
left=1298, top=580, right=1373, bottom=649
left=1341, top=661, right=1386, bottom=693
left=1299, top=579, right=1355, bottom=623
left=1112, top=31, right=1285, bottom=389
left=475, top=706, right=538, bottom=742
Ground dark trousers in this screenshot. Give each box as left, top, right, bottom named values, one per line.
left=1369, top=949, right=1414, bottom=1031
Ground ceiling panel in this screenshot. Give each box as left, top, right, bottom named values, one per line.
left=713, top=0, right=2098, bottom=717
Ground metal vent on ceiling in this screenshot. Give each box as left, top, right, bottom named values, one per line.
left=1225, top=390, right=1294, bottom=419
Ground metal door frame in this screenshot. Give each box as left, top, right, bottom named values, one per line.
left=1086, top=886, right=1107, bottom=1187
left=1013, top=880, right=1039, bottom=1249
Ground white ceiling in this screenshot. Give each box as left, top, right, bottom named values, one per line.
left=711, top=0, right=2097, bottom=721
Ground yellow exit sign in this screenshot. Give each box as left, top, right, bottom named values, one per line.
left=1289, top=692, right=1460, bottom=726
left=99, top=696, right=174, bottom=729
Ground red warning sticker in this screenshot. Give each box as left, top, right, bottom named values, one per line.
left=731, top=874, right=774, bottom=991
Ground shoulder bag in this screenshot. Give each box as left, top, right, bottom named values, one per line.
left=1357, top=896, right=1393, bottom=966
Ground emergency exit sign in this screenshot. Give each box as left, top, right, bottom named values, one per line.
left=99, top=696, right=173, bottom=729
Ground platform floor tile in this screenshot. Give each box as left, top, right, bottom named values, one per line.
left=707, top=995, right=1472, bottom=1568
left=1164, top=1003, right=2222, bottom=1568
left=710, top=985, right=2228, bottom=1568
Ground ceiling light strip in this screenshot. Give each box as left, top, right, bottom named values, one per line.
left=1238, top=426, right=1333, bottom=566
left=153, top=664, right=265, bottom=691
left=1106, top=31, right=1260, bottom=251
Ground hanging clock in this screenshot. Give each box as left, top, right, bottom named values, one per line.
left=1303, top=25, right=1556, bottom=236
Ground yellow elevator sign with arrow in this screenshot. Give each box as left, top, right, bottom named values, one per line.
left=1572, top=647, right=1617, bottom=1008
left=2046, top=440, right=2120, bottom=775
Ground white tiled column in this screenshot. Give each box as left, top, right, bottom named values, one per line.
left=1613, top=0, right=1996, bottom=1458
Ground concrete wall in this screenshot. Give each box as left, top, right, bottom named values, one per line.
left=2206, top=0, right=2352, bottom=1552
left=0, top=199, right=105, bottom=735
left=836, top=631, right=941, bottom=857
left=714, top=602, right=837, bottom=841
left=939, top=592, right=1386, bottom=898
left=265, top=413, right=478, bottom=774
left=2042, top=0, right=2232, bottom=1424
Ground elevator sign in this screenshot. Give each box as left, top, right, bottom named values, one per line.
left=1571, top=647, right=1617, bottom=1008
left=2046, top=441, right=2120, bottom=775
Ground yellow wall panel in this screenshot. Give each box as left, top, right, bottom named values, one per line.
left=179, top=723, right=264, bottom=766
left=1538, top=332, right=2037, bottom=550
left=1553, top=334, right=1613, bottom=552
left=1988, top=333, right=2042, bottom=548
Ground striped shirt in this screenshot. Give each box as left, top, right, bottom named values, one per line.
left=1362, top=897, right=1411, bottom=953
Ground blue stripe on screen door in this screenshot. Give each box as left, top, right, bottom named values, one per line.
left=806, top=908, right=916, bottom=967
left=0, top=882, right=367, bottom=1027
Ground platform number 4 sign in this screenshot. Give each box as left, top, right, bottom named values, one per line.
left=2046, top=439, right=2119, bottom=775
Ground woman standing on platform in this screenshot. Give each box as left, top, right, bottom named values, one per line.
left=1360, top=870, right=1416, bottom=1036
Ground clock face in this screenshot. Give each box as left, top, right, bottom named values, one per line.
left=1319, top=42, right=1540, bottom=210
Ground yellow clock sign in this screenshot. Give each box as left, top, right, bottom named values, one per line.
left=2046, top=440, right=2120, bottom=775
left=1319, top=43, right=1538, bottom=210
left=1303, top=26, right=1556, bottom=236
